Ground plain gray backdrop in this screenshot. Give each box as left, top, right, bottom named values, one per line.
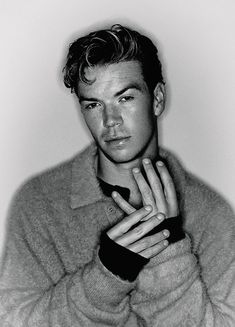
left=1, top=0, right=235, bottom=252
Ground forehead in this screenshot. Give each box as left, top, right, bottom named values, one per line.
left=77, top=61, right=147, bottom=97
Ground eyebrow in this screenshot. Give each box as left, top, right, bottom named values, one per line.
left=79, top=82, right=143, bottom=103
left=114, top=83, right=142, bottom=97
left=79, top=96, right=99, bottom=103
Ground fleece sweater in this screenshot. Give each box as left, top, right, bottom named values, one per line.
left=0, top=143, right=235, bottom=326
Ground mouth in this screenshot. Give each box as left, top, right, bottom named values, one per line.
left=104, top=136, right=131, bottom=147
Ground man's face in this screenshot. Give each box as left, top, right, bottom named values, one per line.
left=77, top=61, right=158, bottom=164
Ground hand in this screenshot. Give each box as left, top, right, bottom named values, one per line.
left=107, top=206, right=169, bottom=259
left=111, top=159, right=179, bottom=221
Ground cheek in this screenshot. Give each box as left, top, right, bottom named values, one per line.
left=83, top=114, right=101, bottom=135
left=133, top=108, right=154, bottom=131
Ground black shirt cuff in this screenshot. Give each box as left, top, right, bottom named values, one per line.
left=99, top=232, right=149, bottom=282
left=99, top=216, right=185, bottom=282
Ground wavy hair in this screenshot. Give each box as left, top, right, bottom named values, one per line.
left=63, top=24, right=164, bottom=95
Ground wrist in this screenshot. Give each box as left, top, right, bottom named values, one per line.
left=99, top=232, right=150, bottom=282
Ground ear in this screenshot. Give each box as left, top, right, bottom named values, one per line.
left=153, top=83, right=166, bottom=117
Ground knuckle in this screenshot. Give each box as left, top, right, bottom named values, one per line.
left=143, top=187, right=152, bottom=197
left=121, top=203, right=128, bottom=210
left=118, top=219, right=130, bottom=233
left=147, top=248, right=153, bottom=257
left=133, top=225, right=144, bottom=236
left=120, top=224, right=129, bottom=234
left=166, top=178, right=174, bottom=188
left=152, top=178, right=161, bottom=187
left=147, top=235, right=157, bottom=246
left=140, top=237, right=151, bottom=248
left=151, top=233, right=163, bottom=244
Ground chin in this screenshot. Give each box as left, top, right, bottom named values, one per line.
left=100, top=147, right=143, bottom=164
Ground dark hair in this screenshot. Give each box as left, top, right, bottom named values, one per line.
left=63, top=24, right=164, bottom=95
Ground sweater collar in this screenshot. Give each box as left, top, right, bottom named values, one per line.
left=70, top=143, right=186, bottom=209
left=70, top=143, right=104, bottom=209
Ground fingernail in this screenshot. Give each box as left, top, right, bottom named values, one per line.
left=133, top=168, right=140, bottom=173
left=145, top=205, right=152, bottom=211
left=112, top=191, right=117, bottom=197
left=163, top=229, right=169, bottom=237
left=157, top=161, right=164, bottom=167
left=157, top=213, right=165, bottom=220
left=163, top=240, right=169, bottom=246
left=143, top=158, right=150, bottom=164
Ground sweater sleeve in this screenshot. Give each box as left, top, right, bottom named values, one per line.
left=0, top=196, right=135, bottom=326
left=130, top=200, right=235, bottom=326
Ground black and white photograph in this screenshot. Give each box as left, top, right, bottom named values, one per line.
left=0, top=0, right=235, bottom=326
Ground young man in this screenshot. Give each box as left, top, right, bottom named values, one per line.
left=0, top=24, right=234, bottom=326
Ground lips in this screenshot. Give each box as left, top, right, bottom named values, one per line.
left=104, top=136, right=131, bottom=147
left=105, top=136, right=131, bottom=143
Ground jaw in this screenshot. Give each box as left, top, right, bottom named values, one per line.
left=97, top=128, right=159, bottom=174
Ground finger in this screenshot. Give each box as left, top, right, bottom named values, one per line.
left=139, top=239, right=169, bottom=259
left=132, top=167, right=156, bottom=207
left=127, top=229, right=170, bottom=253
left=116, top=212, right=165, bottom=247
left=142, top=158, right=168, bottom=214
left=107, top=205, right=152, bottom=240
left=156, top=161, right=179, bottom=217
left=111, top=191, right=135, bottom=215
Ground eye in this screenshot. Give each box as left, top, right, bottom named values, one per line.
left=85, top=102, right=101, bottom=110
left=120, top=96, right=134, bottom=103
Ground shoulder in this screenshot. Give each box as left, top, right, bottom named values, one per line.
left=160, top=148, right=235, bottom=246
left=11, top=157, right=73, bottom=210
left=184, top=172, right=233, bottom=216
left=181, top=165, right=235, bottom=256
left=183, top=171, right=234, bottom=228
left=161, top=147, right=234, bottom=219
left=8, top=144, right=94, bottom=224
left=183, top=170, right=235, bottom=287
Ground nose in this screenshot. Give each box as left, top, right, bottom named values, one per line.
left=103, top=104, right=123, bottom=128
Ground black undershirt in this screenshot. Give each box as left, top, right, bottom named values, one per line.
left=98, top=178, right=185, bottom=282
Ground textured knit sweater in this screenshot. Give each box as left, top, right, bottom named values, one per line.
left=0, top=144, right=235, bottom=326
